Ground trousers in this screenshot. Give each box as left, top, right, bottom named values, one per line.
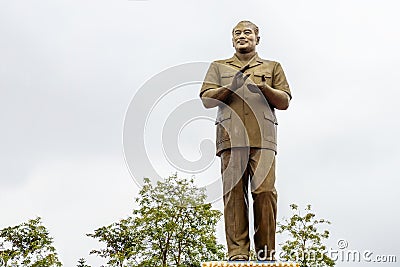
left=220, top=147, right=277, bottom=260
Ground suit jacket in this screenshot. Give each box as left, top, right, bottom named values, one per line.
left=200, top=53, right=291, bottom=156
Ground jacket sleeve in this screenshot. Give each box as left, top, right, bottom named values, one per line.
left=273, top=62, right=292, bottom=99
left=200, top=62, right=220, bottom=97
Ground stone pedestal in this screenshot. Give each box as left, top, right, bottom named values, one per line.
left=201, top=262, right=299, bottom=267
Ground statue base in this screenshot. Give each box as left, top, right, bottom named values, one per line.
left=201, top=261, right=299, bottom=267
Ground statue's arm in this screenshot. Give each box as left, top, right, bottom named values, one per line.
left=200, top=86, right=233, bottom=109
left=259, top=83, right=291, bottom=110
left=200, top=63, right=250, bottom=109
left=200, top=62, right=232, bottom=109
left=249, top=62, right=292, bottom=110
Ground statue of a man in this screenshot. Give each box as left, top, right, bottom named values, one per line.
left=200, top=20, right=292, bottom=261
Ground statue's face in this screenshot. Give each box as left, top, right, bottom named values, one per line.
left=232, top=22, right=259, bottom=54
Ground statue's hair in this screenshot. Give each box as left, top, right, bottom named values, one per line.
left=232, top=21, right=259, bottom=36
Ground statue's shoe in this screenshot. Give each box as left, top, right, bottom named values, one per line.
left=228, top=254, right=249, bottom=261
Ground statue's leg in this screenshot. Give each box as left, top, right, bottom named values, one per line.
left=221, top=147, right=251, bottom=260
left=249, top=148, right=277, bottom=261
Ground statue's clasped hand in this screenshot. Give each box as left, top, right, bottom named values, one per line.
left=230, top=64, right=251, bottom=91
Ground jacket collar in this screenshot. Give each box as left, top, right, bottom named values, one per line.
left=225, top=53, right=263, bottom=69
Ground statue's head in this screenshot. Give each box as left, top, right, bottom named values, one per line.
left=232, top=20, right=260, bottom=54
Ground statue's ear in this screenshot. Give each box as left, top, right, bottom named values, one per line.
left=257, top=36, right=260, bottom=45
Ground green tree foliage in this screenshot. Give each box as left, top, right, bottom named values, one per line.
left=135, top=174, right=225, bottom=266
left=87, top=217, right=141, bottom=267
left=0, top=217, right=62, bottom=267
left=277, top=204, right=335, bottom=267
left=88, top=174, right=225, bottom=267
left=76, top=258, right=91, bottom=267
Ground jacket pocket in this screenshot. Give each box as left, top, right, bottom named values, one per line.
left=219, top=72, right=235, bottom=87
left=253, top=72, right=272, bottom=86
left=215, top=111, right=232, bottom=145
left=263, top=111, right=277, bottom=144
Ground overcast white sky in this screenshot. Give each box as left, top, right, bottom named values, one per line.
left=1, top=0, right=400, bottom=266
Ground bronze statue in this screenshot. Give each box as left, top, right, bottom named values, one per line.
left=200, top=21, right=292, bottom=261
